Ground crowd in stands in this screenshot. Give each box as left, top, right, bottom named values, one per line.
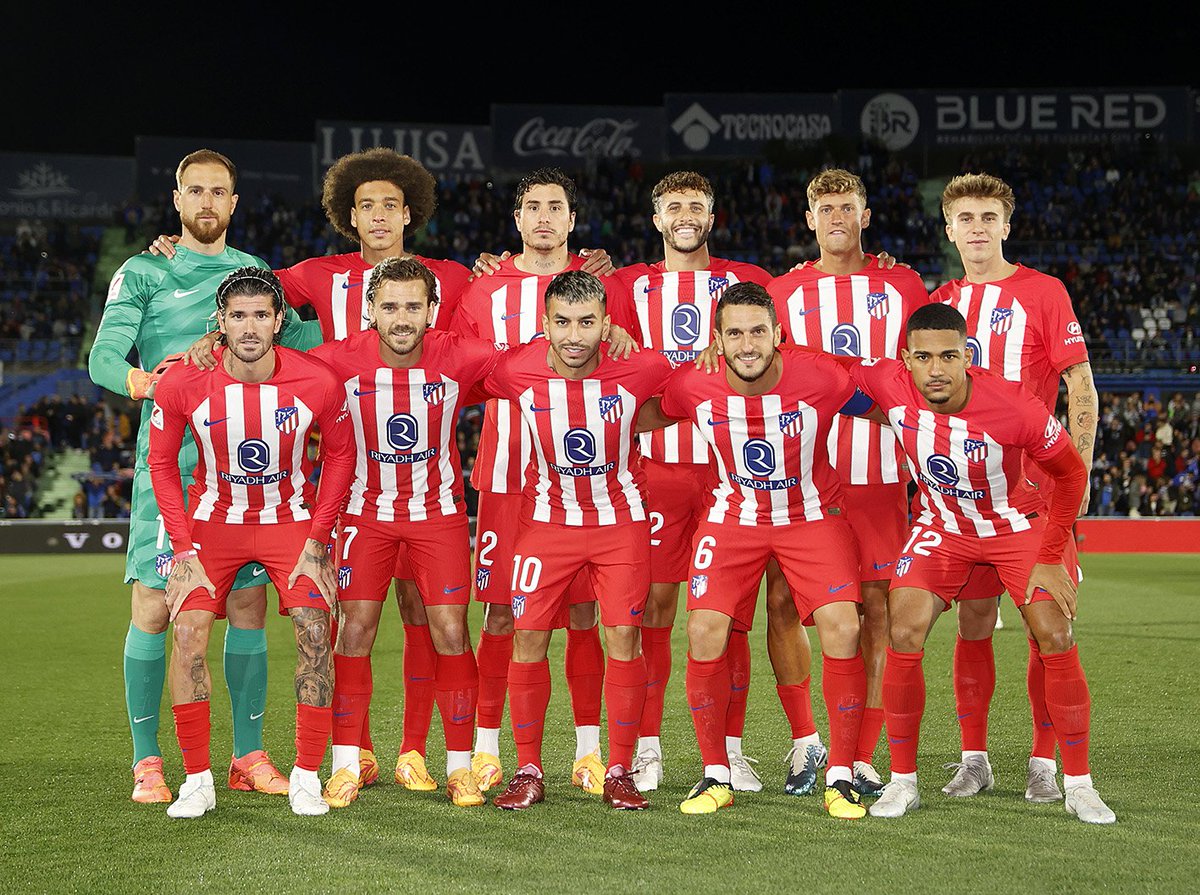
left=0, top=219, right=97, bottom=342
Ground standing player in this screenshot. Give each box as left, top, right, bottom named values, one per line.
left=768, top=168, right=930, bottom=796
left=90, top=150, right=315, bottom=804
left=310, top=258, right=505, bottom=809
left=850, top=304, right=1115, bottom=824
left=639, top=283, right=872, bottom=819
left=147, top=267, right=356, bottom=817
left=933, top=174, right=1098, bottom=802
left=613, top=170, right=781, bottom=794
left=480, top=270, right=672, bottom=811
left=452, top=169, right=637, bottom=795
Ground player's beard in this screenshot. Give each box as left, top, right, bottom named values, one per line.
left=663, top=221, right=711, bottom=254
left=230, top=335, right=271, bottom=364
left=183, top=210, right=230, bottom=246
left=725, top=349, right=773, bottom=383
left=553, top=341, right=599, bottom=370
left=381, top=326, right=422, bottom=357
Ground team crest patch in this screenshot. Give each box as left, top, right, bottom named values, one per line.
left=512, top=594, right=526, bottom=619
left=154, top=552, right=174, bottom=579
left=338, top=566, right=353, bottom=589
left=866, top=291, right=889, bottom=319
left=990, top=307, right=1014, bottom=335
left=779, top=410, right=803, bottom=437
left=476, top=567, right=491, bottom=591
left=690, top=574, right=709, bottom=599
left=707, top=275, right=730, bottom=298
left=423, top=382, right=446, bottom=406
left=964, top=438, right=988, bottom=463
left=275, top=406, right=299, bottom=433
left=599, top=394, right=624, bottom=423
left=895, top=556, right=913, bottom=577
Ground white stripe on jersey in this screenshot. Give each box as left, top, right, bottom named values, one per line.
left=946, top=414, right=993, bottom=537
left=192, top=397, right=219, bottom=522
left=331, top=270, right=352, bottom=341
left=257, top=385, right=281, bottom=524
left=288, top=398, right=312, bottom=522
left=910, top=407, right=961, bottom=535
left=404, top=370, right=433, bottom=522
left=346, top=376, right=370, bottom=518
left=225, top=384, right=249, bottom=524
left=580, top=381, right=611, bottom=526
left=817, top=278, right=839, bottom=349
left=698, top=401, right=737, bottom=524
left=372, top=368, right=399, bottom=522
left=524, top=385, right=556, bottom=523
left=434, top=377, right=459, bottom=517
left=612, top=385, right=644, bottom=522
left=980, top=430, right=1030, bottom=533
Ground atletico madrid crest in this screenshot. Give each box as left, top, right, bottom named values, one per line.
left=708, top=275, right=730, bottom=299
left=896, top=556, right=913, bottom=577
left=779, top=410, right=803, bottom=437
left=512, top=594, right=526, bottom=619
left=866, top=291, right=890, bottom=320
left=990, top=307, right=1014, bottom=335
left=154, top=552, right=174, bottom=579
left=599, top=394, right=623, bottom=423
left=964, top=438, right=988, bottom=463
left=338, top=566, right=353, bottom=589
left=275, top=406, right=299, bottom=433
left=423, top=382, right=446, bottom=406
left=476, top=567, right=491, bottom=591
left=690, top=574, right=708, bottom=599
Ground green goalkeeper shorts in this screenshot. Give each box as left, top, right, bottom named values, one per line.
left=124, top=466, right=269, bottom=592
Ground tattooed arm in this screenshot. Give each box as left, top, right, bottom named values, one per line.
left=164, top=555, right=216, bottom=621
left=1061, top=361, right=1099, bottom=516
left=289, top=605, right=333, bottom=708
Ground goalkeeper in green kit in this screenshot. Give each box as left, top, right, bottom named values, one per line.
left=89, top=149, right=320, bottom=803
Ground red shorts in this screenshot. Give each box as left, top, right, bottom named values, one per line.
left=180, top=519, right=321, bottom=618
left=644, top=458, right=711, bottom=584
left=890, top=519, right=1064, bottom=609
left=393, top=543, right=413, bottom=580
left=954, top=526, right=1082, bottom=602
left=337, top=513, right=471, bottom=606
left=842, top=481, right=909, bottom=581
left=508, top=517, right=650, bottom=631
left=686, top=517, right=861, bottom=629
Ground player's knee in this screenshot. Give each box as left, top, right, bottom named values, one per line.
left=568, top=602, right=597, bottom=630
left=888, top=616, right=927, bottom=653
left=397, top=585, right=428, bottom=625
left=430, top=617, right=468, bottom=655
left=172, top=618, right=210, bottom=660
left=765, top=580, right=795, bottom=615
left=603, top=625, right=639, bottom=661
left=338, top=618, right=375, bottom=656
left=483, top=603, right=514, bottom=636
left=131, top=584, right=169, bottom=633
left=687, top=612, right=731, bottom=660
left=1031, top=619, right=1074, bottom=655
left=957, top=598, right=998, bottom=639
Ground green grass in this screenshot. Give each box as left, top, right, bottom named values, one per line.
left=2, top=554, right=1198, bottom=894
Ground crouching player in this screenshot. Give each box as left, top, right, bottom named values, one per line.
left=638, top=282, right=872, bottom=819
left=148, top=268, right=355, bottom=818
left=311, top=258, right=505, bottom=808
left=850, top=304, right=1116, bottom=824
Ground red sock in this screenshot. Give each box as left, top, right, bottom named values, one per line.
left=777, top=679, right=817, bottom=738
left=1041, top=645, right=1091, bottom=776
left=686, top=653, right=731, bottom=771
left=361, top=706, right=375, bottom=753
left=565, top=627, right=604, bottom=727
left=434, top=651, right=479, bottom=753
left=508, top=659, right=551, bottom=773
left=475, top=630, right=513, bottom=730
left=400, top=624, right=437, bottom=755
left=1028, top=638, right=1057, bottom=760
left=855, top=707, right=886, bottom=764
left=173, top=701, right=211, bottom=775
left=882, top=647, right=925, bottom=775
left=295, top=703, right=332, bottom=772
left=638, top=625, right=673, bottom=738
left=725, top=629, right=750, bottom=738
left=953, top=635, right=995, bottom=752
left=823, top=653, right=867, bottom=771
left=605, top=655, right=647, bottom=771
left=331, top=653, right=371, bottom=748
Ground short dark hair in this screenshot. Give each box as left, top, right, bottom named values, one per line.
left=545, top=270, right=605, bottom=308
left=176, top=149, right=237, bottom=192
left=906, top=303, right=968, bottom=338
left=321, top=149, right=437, bottom=242
left=366, top=257, right=439, bottom=307
left=216, top=267, right=285, bottom=315
left=514, top=167, right=577, bottom=213
left=715, top=282, right=777, bottom=329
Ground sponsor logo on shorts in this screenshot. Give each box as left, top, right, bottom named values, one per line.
left=512, top=593, right=526, bottom=619
left=307, top=590, right=324, bottom=601
left=828, top=582, right=851, bottom=594
left=689, top=574, right=708, bottom=599
left=443, top=584, right=467, bottom=594
left=476, top=568, right=491, bottom=591
left=872, top=561, right=894, bottom=571
left=250, top=711, right=264, bottom=720
left=630, top=606, right=645, bottom=617
left=338, top=566, right=352, bottom=589
left=895, top=555, right=913, bottom=577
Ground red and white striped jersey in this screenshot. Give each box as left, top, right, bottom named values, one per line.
left=769, top=256, right=929, bottom=485
left=453, top=255, right=637, bottom=494
left=148, top=347, right=354, bottom=553
left=659, top=351, right=859, bottom=526
left=276, top=252, right=470, bottom=342
left=309, top=329, right=502, bottom=523
left=481, top=341, right=672, bottom=526
left=616, top=258, right=772, bottom=465
left=849, top=358, right=1072, bottom=538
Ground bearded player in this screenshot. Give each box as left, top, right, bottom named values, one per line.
left=848, top=304, right=1114, bottom=825
left=767, top=168, right=930, bottom=797
left=91, top=150, right=318, bottom=804
left=932, top=174, right=1098, bottom=804
left=147, top=267, right=355, bottom=818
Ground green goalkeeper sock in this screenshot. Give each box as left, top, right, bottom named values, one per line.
left=224, top=624, right=268, bottom=759
left=124, top=623, right=167, bottom=765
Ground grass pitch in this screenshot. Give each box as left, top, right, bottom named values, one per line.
left=2, top=553, right=1197, bottom=894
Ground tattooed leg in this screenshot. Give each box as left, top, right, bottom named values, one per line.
left=290, top=606, right=333, bottom=708
left=169, top=609, right=216, bottom=705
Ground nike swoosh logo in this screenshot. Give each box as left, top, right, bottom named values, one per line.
left=838, top=703, right=862, bottom=713
left=796, top=306, right=821, bottom=316
left=647, top=680, right=662, bottom=687
left=643, top=286, right=661, bottom=294
left=828, top=583, right=851, bottom=593
left=529, top=405, right=553, bottom=413
left=630, top=607, right=645, bottom=616
left=203, top=417, right=227, bottom=427
left=342, top=282, right=362, bottom=290
left=252, top=566, right=265, bottom=576
left=956, top=712, right=972, bottom=720
left=409, top=676, right=433, bottom=682
left=307, top=590, right=324, bottom=600
left=888, top=736, right=909, bottom=744
left=250, top=711, right=264, bottom=720
left=690, top=701, right=715, bottom=712
left=353, top=388, right=378, bottom=397
left=333, top=711, right=351, bottom=718
left=443, top=584, right=467, bottom=594
left=616, top=719, right=636, bottom=726
left=707, top=418, right=731, bottom=426
left=1066, top=737, right=1086, bottom=746
left=133, top=715, right=153, bottom=724
left=730, top=684, right=748, bottom=692
left=452, top=713, right=472, bottom=723
left=501, top=311, right=522, bottom=320
left=897, top=421, right=920, bottom=431
left=1040, top=721, right=1055, bottom=728
left=173, top=288, right=198, bottom=298
left=516, top=720, right=538, bottom=729
left=873, top=561, right=894, bottom=571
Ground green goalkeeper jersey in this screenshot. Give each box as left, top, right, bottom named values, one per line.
left=89, top=244, right=322, bottom=470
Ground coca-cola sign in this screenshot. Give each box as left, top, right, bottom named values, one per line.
left=492, top=105, right=665, bottom=167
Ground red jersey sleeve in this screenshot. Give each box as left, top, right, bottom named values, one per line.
left=275, top=264, right=311, bottom=311
left=308, top=369, right=354, bottom=544
left=658, top=365, right=698, bottom=423
left=604, top=275, right=642, bottom=342
left=460, top=338, right=510, bottom=405
left=449, top=281, right=486, bottom=338
left=1036, top=276, right=1090, bottom=374
left=146, top=368, right=194, bottom=554
left=1012, top=387, right=1083, bottom=562
left=430, top=259, right=472, bottom=331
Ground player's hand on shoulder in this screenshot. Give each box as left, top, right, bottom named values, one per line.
left=146, top=234, right=180, bottom=259
left=606, top=324, right=640, bottom=358
left=875, top=251, right=911, bottom=270
left=1025, top=561, right=1077, bottom=620
left=290, top=538, right=337, bottom=610
left=469, top=251, right=510, bottom=281
left=182, top=332, right=222, bottom=371
left=694, top=342, right=721, bottom=374
left=579, top=248, right=615, bottom=277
